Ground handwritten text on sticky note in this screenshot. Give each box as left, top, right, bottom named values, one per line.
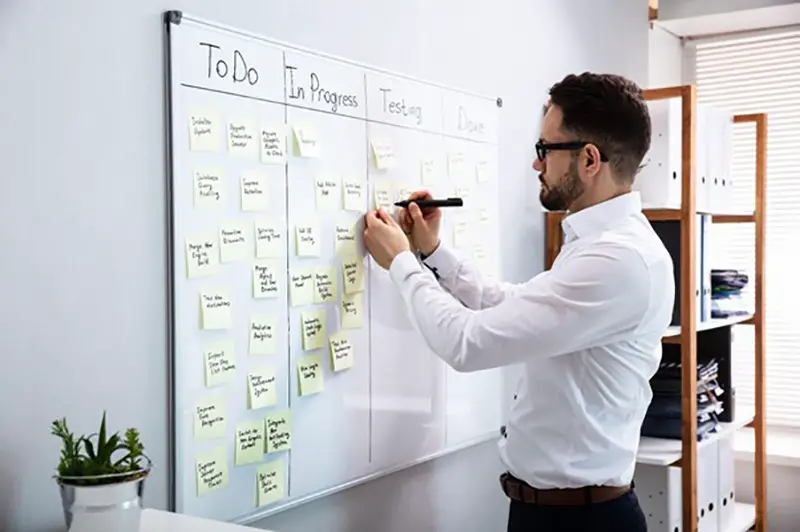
left=248, top=367, right=277, bottom=410
left=329, top=331, right=354, bottom=371
left=249, top=315, right=277, bottom=355
left=256, top=460, right=286, bottom=507
left=235, top=420, right=265, bottom=466
left=265, top=410, right=292, bottom=453
left=194, top=396, right=226, bottom=440
left=290, top=269, right=315, bottom=307
left=196, top=445, right=228, bottom=496
left=301, top=310, right=326, bottom=350
left=297, top=354, right=324, bottom=396
left=204, top=340, right=237, bottom=387
left=200, top=290, right=232, bottom=330
left=186, top=235, right=219, bottom=278
left=253, top=262, right=280, bottom=299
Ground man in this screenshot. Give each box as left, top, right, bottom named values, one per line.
left=363, top=72, right=674, bottom=532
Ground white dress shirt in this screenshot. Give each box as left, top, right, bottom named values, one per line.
left=388, top=192, right=675, bottom=489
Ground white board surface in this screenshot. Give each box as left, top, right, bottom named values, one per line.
left=165, top=11, right=503, bottom=524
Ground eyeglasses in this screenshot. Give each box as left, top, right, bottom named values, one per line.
left=535, top=139, right=608, bottom=162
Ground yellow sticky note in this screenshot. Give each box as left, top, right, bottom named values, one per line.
left=228, top=119, right=257, bottom=157
left=292, top=125, right=319, bottom=157
left=314, top=266, right=337, bottom=303
left=315, top=176, right=340, bottom=211
left=254, top=219, right=283, bottom=259
left=219, top=221, right=249, bottom=263
left=329, top=331, right=354, bottom=372
left=260, top=126, right=286, bottom=164
left=194, top=396, right=226, bottom=440
left=204, top=340, right=237, bottom=387
left=265, top=410, right=292, bottom=453
left=397, top=185, right=413, bottom=203
left=373, top=184, right=393, bottom=210
left=256, top=460, right=286, bottom=507
left=297, top=354, right=324, bottom=396
left=301, top=310, right=326, bottom=350
left=247, top=367, right=277, bottom=410
left=241, top=171, right=268, bottom=212
left=193, top=167, right=224, bottom=207
left=334, top=223, right=357, bottom=257
left=295, top=224, right=321, bottom=257
left=196, top=445, right=228, bottom=496
left=447, top=151, right=466, bottom=179
left=340, top=292, right=363, bottom=329
left=453, top=220, right=469, bottom=249
left=235, top=420, right=265, bottom=466
left=249, top=315, right=277, bottom=355
left=342, top=180, right=365, bottom=212
left=253, top=262, right=280, bottom=299
left=186, top=235, right=220, bottom=278
left=370, top=138, right=395, bottom=170
left=199, top=290, right=232, bottom=330
left=289, top=269, right=315, bottom=307
left=341, top=258, right=365, bottom=294
left=421, top=157, right=437, bottom=185
left=189, top=111, right=220, bottom=151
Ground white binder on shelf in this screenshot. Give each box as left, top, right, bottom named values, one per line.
left=700, top=214, right=712, bottom=323
left=695, top=103, right=712, bottom=213
left=635, top=99, right=682, bottom=209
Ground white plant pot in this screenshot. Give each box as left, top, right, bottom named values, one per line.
left=56, top=461, right=151, bottom=532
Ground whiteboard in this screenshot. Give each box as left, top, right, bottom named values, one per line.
left=164, top=10, right=504, bottom=524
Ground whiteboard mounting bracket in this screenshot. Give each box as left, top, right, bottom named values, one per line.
left=165, top=9, right=183, bottom=25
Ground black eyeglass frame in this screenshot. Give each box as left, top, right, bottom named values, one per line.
left=535, top=140, right=608, bottom=163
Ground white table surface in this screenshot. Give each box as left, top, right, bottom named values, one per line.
left=141, top=508, right=274, bottom=531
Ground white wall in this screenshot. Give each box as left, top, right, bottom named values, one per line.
left=648, top=25, right=685, bottom=88
left=0, top=1, right=648, bottom=531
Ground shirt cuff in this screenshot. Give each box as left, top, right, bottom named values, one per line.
left=389, top=250, right=424, bottom=286
left=420, top=244, right=460, bottom=280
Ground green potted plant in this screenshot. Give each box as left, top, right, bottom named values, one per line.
left=52, top=411, right=152, bottom=532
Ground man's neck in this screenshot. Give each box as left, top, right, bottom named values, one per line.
left=568, top=187, right=632, bottom=214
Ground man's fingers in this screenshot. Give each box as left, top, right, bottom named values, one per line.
left=409, top=189, right=432, bottom=201
left=409, top=202, right=425, bottom=223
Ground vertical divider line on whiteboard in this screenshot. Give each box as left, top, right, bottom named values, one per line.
left=363, top=70, right=373, bottom=465
left=279, top=48, right=292, bottom=498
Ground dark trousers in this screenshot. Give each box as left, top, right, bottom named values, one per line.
left=506, top=489, right=648, bottom=532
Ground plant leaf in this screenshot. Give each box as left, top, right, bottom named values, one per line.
left=84, top=437, right=96, bottom=461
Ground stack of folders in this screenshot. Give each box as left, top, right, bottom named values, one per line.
left=711, top=269, right=750, bottom=318
left=641, top=359, right=725, bottom=441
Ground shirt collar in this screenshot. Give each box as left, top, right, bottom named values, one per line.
left=561, top=191, right=642, bottom=242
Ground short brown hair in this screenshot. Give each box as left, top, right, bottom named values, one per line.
left=548, top=72, right=651, bottom=183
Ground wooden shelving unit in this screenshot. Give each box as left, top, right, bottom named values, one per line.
left=543, top=84, right=767, bottom=532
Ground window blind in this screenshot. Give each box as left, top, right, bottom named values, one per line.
left=692, top=29, right=800, bottom=428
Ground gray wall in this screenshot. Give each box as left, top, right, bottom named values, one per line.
left=0, top=1, right=647, bottom=531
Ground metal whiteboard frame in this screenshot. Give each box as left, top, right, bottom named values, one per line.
left=162, top=8, right=503, bottom=524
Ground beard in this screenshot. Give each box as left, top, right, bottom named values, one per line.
left=539, top=159, right=584, bottom=211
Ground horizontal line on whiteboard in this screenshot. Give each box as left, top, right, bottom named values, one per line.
left=175, top=12, right=499, bottom=104
left=180, top=82, right=497, bottom=145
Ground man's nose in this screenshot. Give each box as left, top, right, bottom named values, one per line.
left=533, top=157, right=544, bottom=172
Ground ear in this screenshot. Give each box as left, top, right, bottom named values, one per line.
left=583, top=144, right=602, bottom=176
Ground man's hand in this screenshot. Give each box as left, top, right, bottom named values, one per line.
left=397, top=190, right=442, bottom=256
left=364, top=208, right=411, bottom=270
